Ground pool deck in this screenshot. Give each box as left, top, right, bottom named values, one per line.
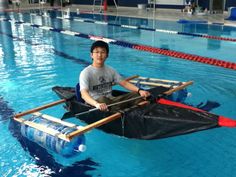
left=3, top=3, right=236, bottom=27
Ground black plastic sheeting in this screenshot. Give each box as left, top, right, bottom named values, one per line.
left=52, top=86, right=219, bottom=140
left=121, top=102, right=219, bottom=139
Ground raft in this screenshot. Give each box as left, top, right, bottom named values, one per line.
left=13, top=76, right=236, bottom=157
left=52, top=76, right=236, bottom=140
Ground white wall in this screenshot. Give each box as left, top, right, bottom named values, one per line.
left=149, top=0, right=185, bottom=5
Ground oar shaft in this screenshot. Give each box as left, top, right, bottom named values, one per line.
left=75, top=81, right=193, bottom=117
left=14, top=99, right=66, bottom=118
left=75, top=95, right=143, bottom=116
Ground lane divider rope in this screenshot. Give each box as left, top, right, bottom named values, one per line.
left=1, top=17, right=236, bottom=71
left=29, top=13, right=236, bottom=43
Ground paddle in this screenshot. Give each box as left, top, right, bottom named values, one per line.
left=75, top=95, right=145, bottom=117
left=66, top=80, right=193, bottom=139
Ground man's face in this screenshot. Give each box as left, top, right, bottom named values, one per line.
left=91, top=47, right=108, bottom=66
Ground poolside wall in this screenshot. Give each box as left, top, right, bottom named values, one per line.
left=225, top=0, right=236, bottom=9
left=71, top=0, right=236, bottom=10
left=199, top=0, right=236, bottom=11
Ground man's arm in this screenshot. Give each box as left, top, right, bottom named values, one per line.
left=81, top=89, right=108, bottom=111
left=119, top=80, right=150, bottom=98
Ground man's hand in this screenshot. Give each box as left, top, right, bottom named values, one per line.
left=95, top=102, right=108, bottom=111
left=138, top=90, right=150, bottom=99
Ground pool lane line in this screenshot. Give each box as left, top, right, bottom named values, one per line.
left=28, top=12, right=236, bottom=43
left=60, top=17, right=236, bottom=42
left=1, top=18, right=236, bottom=71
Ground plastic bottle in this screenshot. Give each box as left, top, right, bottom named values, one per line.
left=167, top=89, right=189, bottom=103
left=21, top=115, right=86, bottom=157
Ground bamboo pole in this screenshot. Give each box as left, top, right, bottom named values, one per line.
left=124, top=75, right=139, bottom=81
left=67, top=112, right=122, bottom=140
left=14, top=99, right=66, bottom=118
left=164, top=81, right=193, bottom=95
left=112, top=75, right=139, bottom=85
left=137, top=76, right=182, bottom=83
left=129, top=80, right=178, bottom=88
left=75, top=95, right=144, bottom=117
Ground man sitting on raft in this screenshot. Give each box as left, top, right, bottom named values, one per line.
left=79, top=40, right=150, bottom=112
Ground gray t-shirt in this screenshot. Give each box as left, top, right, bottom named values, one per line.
left=79, top=65, right=123, bottom=99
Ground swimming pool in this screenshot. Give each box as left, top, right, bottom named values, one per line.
left=1, top=9, right=236, bottom=177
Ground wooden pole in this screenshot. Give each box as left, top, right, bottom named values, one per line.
left=75, top=95, right=143, bottom=116
left=14, top=99, right=66, bottom=118
left=67, top=112, right=122, bottom=139
left=164, top=81, right=193, bottom=96
left=124, top=75, right=139, bottom=81
left=112, top=75, right=139, bottom=85
left=129, top=80, right=179, bottom=88
left=137, top=76, right=181, bottom=83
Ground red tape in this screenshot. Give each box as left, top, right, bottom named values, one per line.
left=218, top=116, right=236, bottom=127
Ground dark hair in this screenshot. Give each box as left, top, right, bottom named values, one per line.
left=90, top=40, right=109, bottom=54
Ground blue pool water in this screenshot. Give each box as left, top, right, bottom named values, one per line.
left=0, top=9, right=236, bottom=176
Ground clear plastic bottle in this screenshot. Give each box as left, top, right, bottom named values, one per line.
left=21, top=115, right=86, bottom=157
